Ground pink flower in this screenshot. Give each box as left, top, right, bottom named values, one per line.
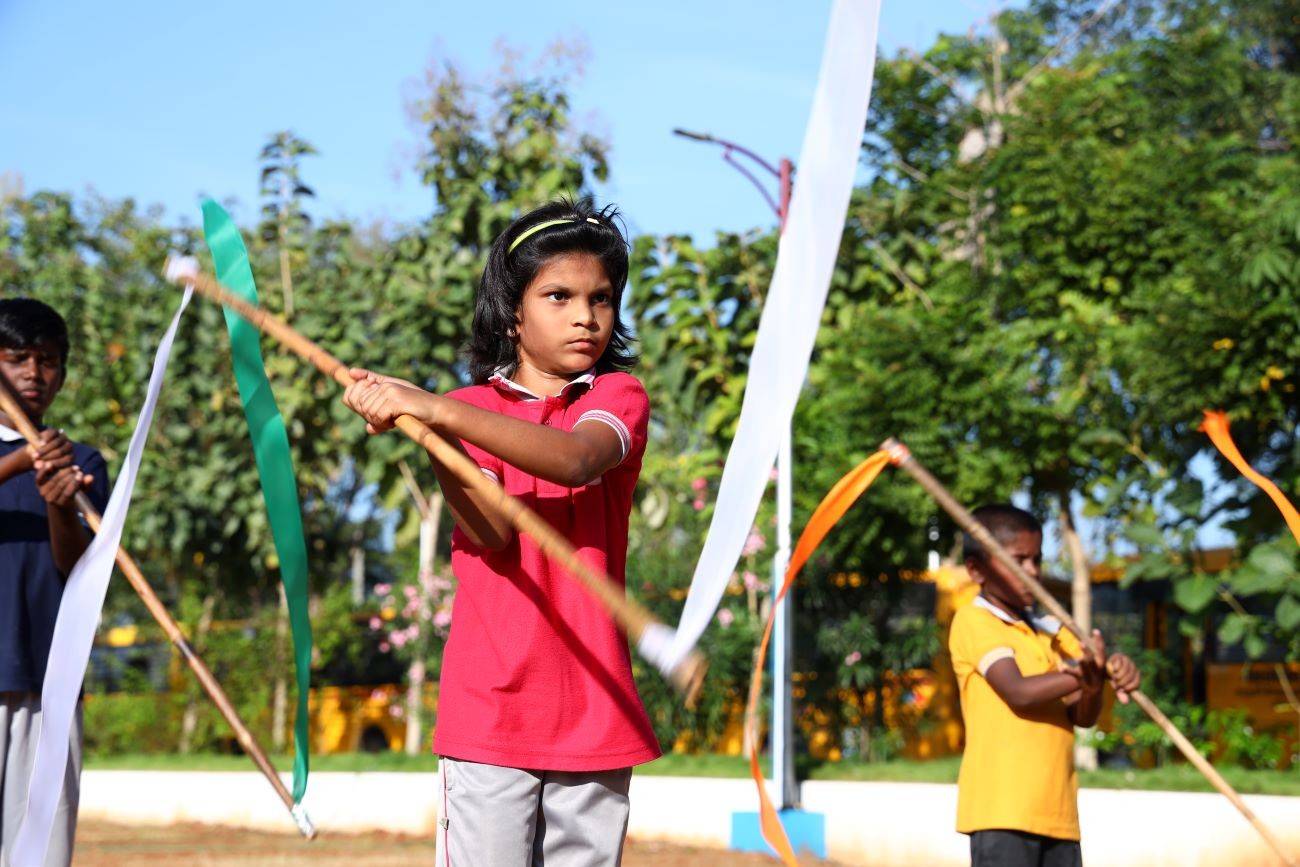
left=406, top=624, right=420, bottom=641
left=769, top=467, right=779, bottom=481
left=391, top=631, right=409, bottom=648
left=743, top=571, right=760, bottom=590
left=368, top=617, right=382, bottom=630
left=693, top=498, right=706, bottom=511
left=717, top=608, right=735, bottom=628
left=404, top=585, right=419, bottom=599
left=742, top=529, right=765, bottom=556
left=379, top=641, right=391, bottom=653
left=374, top=583, right=391, bottom=596
left=691, top=477, right=708, bottom=492
left=434, top=610, right=452, bottom=629
left=389, top=704, right=405, bottom=718
left=844, top=651, right=862, bottom=666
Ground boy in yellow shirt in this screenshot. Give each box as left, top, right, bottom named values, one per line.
left=949, top=504, right=1140, bottom=867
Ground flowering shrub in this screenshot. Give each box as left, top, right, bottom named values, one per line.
left=367, top=567, right=455, bottom=666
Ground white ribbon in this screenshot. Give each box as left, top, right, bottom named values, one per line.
left=641, top=0, right=882, bottom=673
left=12, top=281, right=194, bottom=866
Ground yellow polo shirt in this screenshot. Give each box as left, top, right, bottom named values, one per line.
left=949, top=596, right=1084, bottom=840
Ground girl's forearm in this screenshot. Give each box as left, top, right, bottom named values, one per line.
left=434, top=398, right=617, bottom=488
left=422, top=434, right=514, bottom=551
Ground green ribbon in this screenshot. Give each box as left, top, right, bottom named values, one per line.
left=202, top=199, right=312, bottom=803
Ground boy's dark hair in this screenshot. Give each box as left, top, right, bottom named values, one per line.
left=466, top=196, right=636, bottom=384
left=962, top=503, right=1042, bottom=563
left=0, top=298, right=70, bottom=365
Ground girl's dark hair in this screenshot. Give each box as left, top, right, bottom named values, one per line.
left=0, top=298, right=70, bottom=365
left=466, top=197, right=636, bottom=384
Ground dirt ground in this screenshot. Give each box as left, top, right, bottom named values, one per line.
left=75, top=820, right=842, bottom=866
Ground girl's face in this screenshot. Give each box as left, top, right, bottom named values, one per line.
left=513, top=252, right=615, bottom=392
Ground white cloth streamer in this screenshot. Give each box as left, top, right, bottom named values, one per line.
left=11, top=286, right=193, bottom=866
left=642, top=0, right=883, bottom=672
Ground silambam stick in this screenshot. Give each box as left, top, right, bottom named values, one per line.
left=882, top=437, right=1297, bottom=867
left=0, top=376, right=315, bottom=839
left=164, top=259, right=707, bottom=705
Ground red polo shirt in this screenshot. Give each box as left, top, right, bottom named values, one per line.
left=432, top=370, right=661, bottom=770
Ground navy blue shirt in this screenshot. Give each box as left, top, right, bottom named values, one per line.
left=0, top=430, right=110, bottom=692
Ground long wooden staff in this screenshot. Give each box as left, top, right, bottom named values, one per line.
left=882, top=438, right=1298, bottom=867
left=0, top=376, right=316, bottom=839
left=165, top=261, right=708, bottom=704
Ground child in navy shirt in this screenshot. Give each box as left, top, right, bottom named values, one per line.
left=0, top=298, right=109, bottom=867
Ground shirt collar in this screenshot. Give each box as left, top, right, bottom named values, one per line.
left=972, top=594, right=1062, bottom=636
left=488, top=367, right=595, bottom=402
left=0, top=423, right=24, bottom=443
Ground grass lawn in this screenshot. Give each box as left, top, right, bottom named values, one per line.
left=85, top=751, right=1300, bottom=795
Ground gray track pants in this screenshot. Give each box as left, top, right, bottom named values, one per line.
left=0, top=693, right=81, bottom=867
left=435, top=756, right=632, bottom=867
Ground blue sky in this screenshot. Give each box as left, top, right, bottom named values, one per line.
left=0, top=1, right=1004, bottom=240
left=0, top=1, right=1243, bottom=552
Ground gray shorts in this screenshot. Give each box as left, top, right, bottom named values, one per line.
left=1, top=692, right=82, bottom=867
left=435, top=756, right=632, bottom=867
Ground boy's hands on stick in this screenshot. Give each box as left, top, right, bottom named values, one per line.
left=981, top=544, right=1140, bottom=700
left=1068, top=631, right=1107, bottom=697
left=31, top=429, right=93, bottom=508
left=1105, top=649, right=1140, bottom=704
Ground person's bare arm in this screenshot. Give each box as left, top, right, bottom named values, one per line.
left=342, top=371, right=626, bottom=551
left=344, top=371, right=623, bottom=486
left=0, top=444, right=34, bottom=483
left=36, top=465, right=93, bottom=576
left=421, top=430, right=514, bottom=551
left=1064, top=654, right=1105, bottom=727
left=984, top=657, right=1085, bottom=713
left=28, top=430, right=94, bottom=575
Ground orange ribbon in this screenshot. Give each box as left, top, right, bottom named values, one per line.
left=744, top=449, right=891, bottom=863
left=1200, top=410, right=1300, bottom=547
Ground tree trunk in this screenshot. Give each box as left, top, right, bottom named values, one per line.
left=1059, top=492, right=1092, bottom=635
left=350, top=531, right=366, bottom=607
left=406, top=491, right=443, bottom=755
left=278, top=180, right=294, bottom=319
left=178, top=591, right=219, bottom=754
left=271, top=583, right=289, bottom=752
left=1059, top=490, right=1097, bottom=771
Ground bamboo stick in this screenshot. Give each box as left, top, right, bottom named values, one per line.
left=0, top=377, right=316, bottom=839
left=166, top=261, right=708, bottom=705
left=882, top=438, right=1297, bottom=867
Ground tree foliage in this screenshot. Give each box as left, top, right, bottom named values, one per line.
left=4, top=0, right=1299, bottom=762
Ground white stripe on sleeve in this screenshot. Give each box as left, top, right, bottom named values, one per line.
left=575, top=409, right=631, bottom=463
left=977, top=647, right=1015, bottom=677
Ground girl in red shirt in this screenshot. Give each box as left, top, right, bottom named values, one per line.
left=343, top=198, right=660, bottom=866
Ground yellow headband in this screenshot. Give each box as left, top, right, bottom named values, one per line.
left=508, top=217, right=600, bottom=254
